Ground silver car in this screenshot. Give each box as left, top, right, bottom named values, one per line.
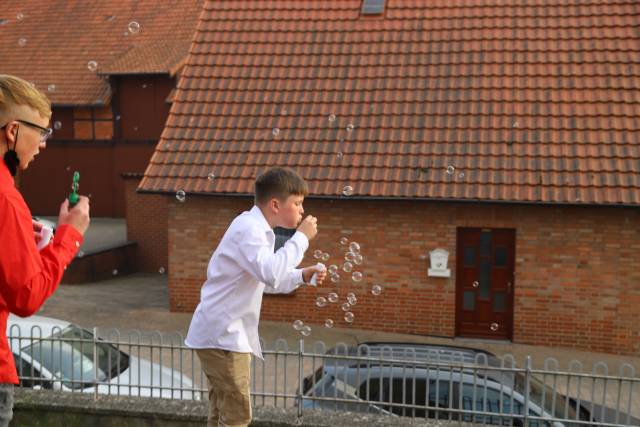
left=7, top=314, right=198, bottom=400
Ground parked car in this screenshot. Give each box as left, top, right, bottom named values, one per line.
left=7, top=314, right=199, bottom=400
left=301, top=343, right=639, bottom=426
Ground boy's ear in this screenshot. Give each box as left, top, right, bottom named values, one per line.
left=268, top=197, right=280, bottom=213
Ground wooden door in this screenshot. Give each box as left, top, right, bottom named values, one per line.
left=455, top=228, right=515, bottom=340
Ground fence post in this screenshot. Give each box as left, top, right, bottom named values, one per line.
left=523, top=356, right=531, bottom=427
left=297, top=339, right=304, bottom=418
left=93, top=327, right=99, bottom=401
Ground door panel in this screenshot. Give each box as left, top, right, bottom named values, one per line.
left=455, top=228, right=515, bottom=339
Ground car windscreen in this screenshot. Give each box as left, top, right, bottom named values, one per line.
left=21, top=326, right=129, bottom=390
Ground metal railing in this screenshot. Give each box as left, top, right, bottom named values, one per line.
left=8, top=324, right=640, bottom=426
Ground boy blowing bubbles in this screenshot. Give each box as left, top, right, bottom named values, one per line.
left=185, top=167, right=326, bottom=427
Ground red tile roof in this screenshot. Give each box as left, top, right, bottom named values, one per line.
left=139, top=0, right=640, bottom=205
left=0, top=0, right=202, bottom=106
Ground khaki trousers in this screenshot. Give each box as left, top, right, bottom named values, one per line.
left=196, top=349, right=252, bottom=427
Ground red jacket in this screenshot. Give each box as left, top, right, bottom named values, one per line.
left=0, top=162, right=82, bottom=384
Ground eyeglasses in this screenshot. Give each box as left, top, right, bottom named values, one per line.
left=15, top=119, right=53, bottom=143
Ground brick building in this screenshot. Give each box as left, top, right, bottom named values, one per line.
left=138, top=1, right=640, bottom=355
left=0, top=0, right=202, bottom=217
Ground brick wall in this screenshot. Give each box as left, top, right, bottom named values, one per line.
left=123, top=177, right=168, bottom=273
left=167, top=196, right=640, bottom=356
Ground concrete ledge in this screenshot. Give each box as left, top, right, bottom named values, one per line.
left=14, top=388, right=477, bottom=426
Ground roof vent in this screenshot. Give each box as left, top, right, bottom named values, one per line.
left=361, top=0, right=385, bottom=15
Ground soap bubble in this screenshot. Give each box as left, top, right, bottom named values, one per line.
left=341, top=302, right=351, bottom=312
left=16, top=12, right=24, bottom=20
left=349, top=242, right=361, bottom=253
left=446, top=165, right=455, bottom=175
left=490, top=323, right=499, bottom=331
left=112, top=269, right=118, bottom=276
left=342, top=185, right=354, bottom=196
left=315, top=296, right=327, bottom=308
left=87, top=60, right=98, bottom=72
left=158, top=267, right=165, bottom=274
left=207, top=172, right=216, bottom=181
left=328, top=264, right=338, bottom=274
left=458, top=172, right=465, bottom=179
left=175, top=190, right=186, bottom=202
left=330, top=273, right=340, bottom=283
left=342, top=262, right=353, bottom=273
left=347, top=292, right=357, bottom=305
left=328, top=114, right=336, bottom=122
left=324, top=319, right=334, bottom=328
left=128, top=21, right=140, bottom=34
left=344, top=312, right=354, bottom=323
left=272, top=127, right=280, bottom=136
left=472, top=281, right=479, bottom=288
left=293, top=320, right=304, bottom=331
left=353, top=253, right=364, bottom=265
left=336, top=152, right=344, bottom=160
left=53, top=121, right=62, bottom=130
left=18, top=38, right=27, bottom=47
left=351, top=271, right=363, bottom=282
left=339, top=237, right=349, bottom=246
left=371, top=284, right=382, bottom=296
left=300, top=325, right=311, bottom=336
left=47, top=84, right=56, bottom=93
left=344, top=252, right=355, bottom=262
left=321, top=252, right=330, bottom=262
left=313, top=250, right=322, bottom=259
left=328, top=292, right=338, bottom=303
left=346, top=123, right=355, bottom=132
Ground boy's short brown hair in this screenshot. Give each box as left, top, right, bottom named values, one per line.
left=0, top=74, right=51, bottom=125
left=255, top=167, right=308, bottom=205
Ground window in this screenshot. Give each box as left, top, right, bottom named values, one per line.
left=13, top=354, right=53, bottom=389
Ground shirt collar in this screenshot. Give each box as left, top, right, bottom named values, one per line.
left=249, top=205, right=273, bottom=232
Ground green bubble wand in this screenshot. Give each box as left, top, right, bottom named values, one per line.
left=68, top=171, right=80, bottom=207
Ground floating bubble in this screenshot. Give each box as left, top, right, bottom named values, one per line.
left=293, top=320, right=304, bottom=331
left=351, top=271, right=363, bottom=282
left=339, top=237, right=349, bottom=246
left=342, top=262, right=353, bottom=273
left=324, top=319, right=334, bottom=328
left=158, top=267, right=165, bottom=274
left=17, top=12, right=24, bottom=20
left=446, top=165, right=455, bottom=175
left=128, top=21, right=140, bottom=34
left=346, top=123, right=355, bottom=132
left=315, top=296, right=327, bottom=308
left=112, top=269, right=118, bottom=276
left=328, top=264, right=338, bottom=274
left=18, top=38, right=27, bottom=47
left=344, top=312, right=354, bottom=323
left=176, top=190, right=186, bottom=202
left=353, top=253, right=364, bottom=265
left=313, top=249, right=322, bottom=259
left=349, top=242, right=360, bottom=253
left=281, top=109, right=287, bottom=116
left=371, top=284, right=382, bottom=296
left=47, top=84, right=56, bottom=93
left=344, top=252, right=355, bottom=262
left=342, top=185, right=354, bottom=196
left=458, top=172, right=465, bottom=179
left=419, top=254, right=428, bottom=260
left=87, top=60, right=98, bottom=72
left=77, top=251, right=85, bottom=258
left=272, top=127, right=280, bottom=136
left=300, top=325, right=311, bottom=336
left=327, top=292, right=338, bottom=303
left=472, top=281, right=479, bottom=288
left=207, top=172, right=216, bottom=181
left=336, top=152, right=343, bottom=160
left=115, top=115, right=121, bottom=121
left=490, top=323, right=499, bottom=332
left=53, top=121, right=62, bottom=130
left=330, top=273, right=340, bottom=283
left=66, top=166, right=71, bottom=171
left=513, top=121, right=519, bottom=128
left=321, top=252, right=330, bottom=262
left=328, top=114, right=336, bottom=122
left=341, top=302, right=351, bottom=312
left=347, top=292, right=357, bottom=306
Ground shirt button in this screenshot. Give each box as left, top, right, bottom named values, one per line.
left=75, top=241, right=80, bottom=247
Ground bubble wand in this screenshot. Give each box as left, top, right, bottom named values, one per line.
left=68, top=171, right=80, bottom=207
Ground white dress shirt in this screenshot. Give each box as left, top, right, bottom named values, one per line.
left=185, top=206, right=308, bottom=359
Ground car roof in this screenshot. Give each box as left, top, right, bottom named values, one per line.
left=7, top=313, right=73, bottom=338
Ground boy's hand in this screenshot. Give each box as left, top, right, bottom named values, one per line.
left=297, top=215, right=318, bottom=240
left=58, top=196, right=91, bottom=236
left=303, top=264, right=327, bottom=285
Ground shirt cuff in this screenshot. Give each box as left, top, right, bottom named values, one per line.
left=53, top=224, right=84, bottom=254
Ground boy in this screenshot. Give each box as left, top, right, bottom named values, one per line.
left=185, top=167, right=326, bottom=427
left=0, top=74, right=90, bottom=426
